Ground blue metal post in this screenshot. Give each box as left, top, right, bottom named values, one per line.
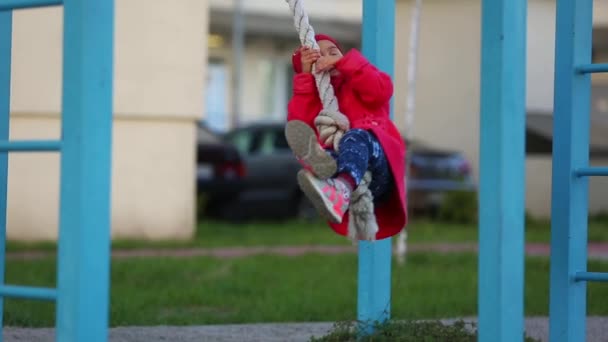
left=56, top=0, right=114, bottom=340
left=357, top=0, right=394, bottom=333
left=478, top=0, right=527, bottom=341
left=549, top=0, right=594, bottom=341
left=0, top=0, right=62, bottom=11
left=0, top=11, right=12, bottom=342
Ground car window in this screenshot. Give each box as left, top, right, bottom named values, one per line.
left=259, top=131, right=275, bottom=155
left=226, top=127, right=290, bottom=156
left=258, top=128, right=291, bottom=155
left=226, top=130, right=253, bottom=155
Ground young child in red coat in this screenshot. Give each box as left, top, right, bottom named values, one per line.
left=286, top=34, right=408, bottom=240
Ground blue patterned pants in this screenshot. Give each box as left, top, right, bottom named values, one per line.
left=331, top=129, right=393, bottom=202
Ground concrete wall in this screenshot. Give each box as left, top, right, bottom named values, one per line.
left=9, top=0, right=208, bottom=240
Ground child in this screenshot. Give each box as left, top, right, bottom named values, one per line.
left=286, top=34, right=407, bottom=240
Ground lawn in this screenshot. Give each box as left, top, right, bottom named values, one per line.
left=6, top=218, right=608, bottom=252
left=4, top=253, right=608, bottom=327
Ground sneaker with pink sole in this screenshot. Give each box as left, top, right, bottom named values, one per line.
left=297, top=169, right=351, bottom=223
left=285, top=120, right=337, bottom=179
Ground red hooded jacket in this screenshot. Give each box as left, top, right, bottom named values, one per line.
left=288, top=45, right=408, bottom=240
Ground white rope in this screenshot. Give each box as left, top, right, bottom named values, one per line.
left=347, top=171, right=379, bottom=242
left=286, top=0, right=349, bottom=151
left=286, top=0, right=377, bottom=241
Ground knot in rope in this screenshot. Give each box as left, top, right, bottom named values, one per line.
left=314, top=110, right=350, bottom=151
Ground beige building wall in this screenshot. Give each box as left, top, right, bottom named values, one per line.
left=9, top=0, right=208, bottom=241
left=595, top=0, right=608, bottom=26
left=394, top=0, right=481, bottom=178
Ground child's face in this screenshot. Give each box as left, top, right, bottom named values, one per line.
left=318, top=40, right=343, bottom=58
left=318, top=40, right=343, bottom=76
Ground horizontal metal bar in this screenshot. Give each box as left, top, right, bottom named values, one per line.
left=574, top=167, right=608, bottom=177
left=0, top=140, right=61, bottom=152
left=576, top=64, right=608, bottom=74
left=0, top=0, right=62, bottom=11
left=0, top=285, right=56, bottom=301
left=574, top=272, right=608, bottom=282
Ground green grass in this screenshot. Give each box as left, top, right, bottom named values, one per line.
left=6, top=218, right=608, bottom=252
left=4, top=253, right=608, bottom=327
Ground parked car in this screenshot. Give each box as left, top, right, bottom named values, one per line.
left=405, top=140, right=477, bottom=217
left=196, top=122, right=245, bottom=204
left=198, top=121, right=476, bottom=221
left=200, top=122, right=316, bottom=221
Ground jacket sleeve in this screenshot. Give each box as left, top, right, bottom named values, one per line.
left=287, top=73, right=320, bottom=128
left=334, top=49, right=393, bottom=107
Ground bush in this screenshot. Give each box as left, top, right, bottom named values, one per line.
left=590, top=211, right=608, bottom=225
left=438, top=191, right=478, bottom=224
left=311, top=320, right=540, bottom=342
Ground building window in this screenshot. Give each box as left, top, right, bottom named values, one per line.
left=258, top=58, right=289, bottom=122
left=205, top=58, right=230, bottom=132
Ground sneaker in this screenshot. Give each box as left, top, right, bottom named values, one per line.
left=297, top=169, right=350, bottom=223
left=285, top=120, right=337, bottom=179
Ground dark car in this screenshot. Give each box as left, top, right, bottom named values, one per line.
left=405, top=140, right=476, bottom=216
left=198, top=122, right=476, bottom=221
left=199, top=122, right=316, bottom=221
left=196, top=122, right=245, bottom=203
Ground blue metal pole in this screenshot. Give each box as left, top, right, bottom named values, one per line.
left=574, top=272, right=608, bottom=282
left=0, top=140, right=61, bottom=152
left=56, top=0, right=114, bottom=341
left=576, top=63, right=608, bottom=74
left=478, top=0, right=527, bottom=341
left=574, top=167, right=608, bottom=177
left=549, top=0, right=594, bottom=341
left=0, top=0, right=62, bottom=11
left=357, top=0, right=394, bottom=334
left=0, top=285, right=57, bottom=301
left=0, top=11, right=12, bottom=342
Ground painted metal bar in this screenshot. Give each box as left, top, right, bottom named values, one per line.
left=357, top=0, right=394, bottom=335
left=0, top=285, right=56, bottom=301
left=0, top=0, right=62, bottom=11
left=574, top=272, right=608, bottom=282
left=574, top=167, right=608, bottom=177
left=56, top=0, right=114, bottom=341
left=478, top=0, right=527, bottom=340
left=0, top=140, right=61, bottom=152
left=549, top=0, right=594, bottom=341
left=576, top=64, right=608, bottom=74
left=0, top=11, right=12, bottom=342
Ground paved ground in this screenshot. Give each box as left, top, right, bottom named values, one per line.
left=3, top=317, right=608, bottom=341
left=7, top=242, right=608, bottom=260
